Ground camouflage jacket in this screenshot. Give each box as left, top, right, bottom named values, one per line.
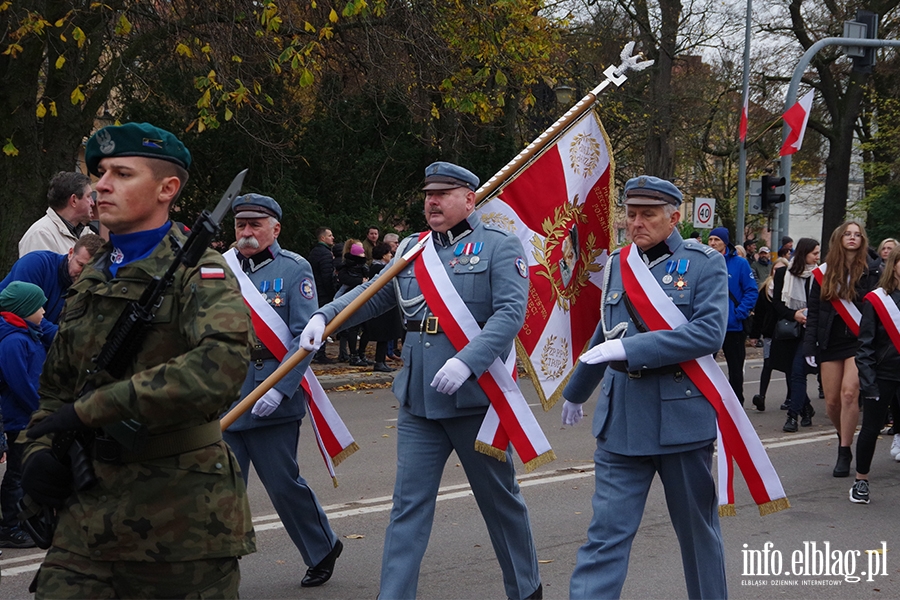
left=25, top=224, right=257, bottom=562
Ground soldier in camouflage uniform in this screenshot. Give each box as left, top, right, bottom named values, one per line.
left=21, top=122, right=256, bottom=599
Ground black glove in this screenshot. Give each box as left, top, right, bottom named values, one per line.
left=27, top=404, right=87, bottom=439
left=21, top=450, right=74, bottom=508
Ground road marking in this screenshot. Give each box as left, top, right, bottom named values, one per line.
left=0, top=430, right=846, bottom=577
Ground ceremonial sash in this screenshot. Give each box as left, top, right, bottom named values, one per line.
left=812, top=264, right=862, bottom=336
left=223, top=250, right=358, bottom=486
left=620, top=244, right=789, bottom=516
left=412, top=232, right=555, bottom=472
left=865, top=289, right=900, bottom=354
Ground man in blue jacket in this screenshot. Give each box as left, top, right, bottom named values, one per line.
left=708, top=226, right=758, bottom=406
left=0, top=234, right=104, bottom=323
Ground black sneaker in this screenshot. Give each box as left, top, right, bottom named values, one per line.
left=780, top=401, right=790, bottom=410
left=0, top=527, right=37, bottom=549
left=849, top=480, right=870, bottom=504
left=783, top=416, right=798, bottom=433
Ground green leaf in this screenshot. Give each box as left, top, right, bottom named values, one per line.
left=70, top=86, right=85, bottom=105
left=299, top=68, right=314, bottom=86
left=2, top=138, right=18, bottom=157
left=115, top=14, right=132, bottom=35
left=55, top=55, right=66, bottom=69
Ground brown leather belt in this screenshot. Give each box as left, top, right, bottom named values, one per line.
left=608, top=361, right=683, bottom=380
left=406, top=317, right=486, bottom=334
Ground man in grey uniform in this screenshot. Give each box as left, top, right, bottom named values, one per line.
left=300, top=162, right=542, bottom=600
left=561, top=176, right=728, bottom=599
left=222, top=194, right=342, bottom=587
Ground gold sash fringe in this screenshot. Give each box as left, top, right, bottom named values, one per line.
left=758, top=496, right=791, bottom=516
left=474, top=440, right=508, bottom=462
left=330, top=442, right=360, bottom=468
left=523, top=449, right=557, bottom=473
left=718, top=504, right=736, bottom=517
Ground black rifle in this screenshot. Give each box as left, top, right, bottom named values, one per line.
left=19, top=170, right=247, bottom=548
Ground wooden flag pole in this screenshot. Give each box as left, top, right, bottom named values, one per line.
left=221, top=42, right=652, bottom=430
left=475, top=41, right=653, bottom=207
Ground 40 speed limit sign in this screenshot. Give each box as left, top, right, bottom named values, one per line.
left=692, top=197, right=715, bottom=229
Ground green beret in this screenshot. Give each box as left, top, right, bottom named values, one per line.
left=84, top=122, right=192, bottom=176
left=0, top=281, right=47, bottom=319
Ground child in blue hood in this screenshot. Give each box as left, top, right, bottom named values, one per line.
left=0, top=281, right=50, bottom=548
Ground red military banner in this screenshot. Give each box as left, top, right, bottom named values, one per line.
left=474, top=108, right=614, bottom=409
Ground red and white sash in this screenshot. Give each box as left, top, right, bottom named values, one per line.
left=865, top=289, right=900, bottom=353
left=223, top=250, right=358, bottom=486
left=812, top=263, right=862, bottom=336
left=412, top=232, right=555, bottom=472
left=620, top=244, right=789, bottom=516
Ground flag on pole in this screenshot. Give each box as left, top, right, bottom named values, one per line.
left=779, top=90, right=814, bottom=156
left=474, top=108, right=614, bottom=410
left=739, top=96, right=749, bottom=142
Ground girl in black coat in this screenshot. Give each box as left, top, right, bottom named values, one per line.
left=851, top=245, right=900, bottom=503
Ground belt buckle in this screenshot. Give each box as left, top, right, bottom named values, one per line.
left=424, top=316, right=439, bottom=334
left=627, top=370, right=642, bottom=379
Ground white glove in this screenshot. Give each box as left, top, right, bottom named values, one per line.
left=299, top=314, right=327, bottom=351
left=561, top=400, right=584, bottom=426
left=579, top=339, right=626, bottom=365
left=430, top=357, right=472, bottom=395
left=252, top=388, right=284, bottom=417
left=805, top=355, right=817, bottom=368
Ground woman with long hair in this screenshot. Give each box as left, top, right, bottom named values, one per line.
left=804, top=221, right=880, bottom=478
left=771, top=238, right=820, bottom=433
left=851, top=245, right=900, bottom=503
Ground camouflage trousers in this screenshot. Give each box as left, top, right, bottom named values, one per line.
left=34, top=547, right=241, bottom=599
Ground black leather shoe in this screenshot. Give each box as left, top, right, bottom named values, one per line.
left=373, top=362, right=394, bottom=373
left=349, top=356, right=367, bottom=367
left=783, top=416, right=798, bottom=433
left=752, top=394, right=765, bottom=411
left=301, top=540, right=342, bottom=587
left=510, top=583, right=542, bottom=600
left=780, top=401, right=790, bottom=410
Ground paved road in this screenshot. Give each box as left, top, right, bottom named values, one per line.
left=2, top=359, right=899, bottom=598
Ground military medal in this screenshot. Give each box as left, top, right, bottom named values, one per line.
left=454, top=241, right=482, bottom=267
left=272, top=278, right=284, bottom=306
left=674, top=259, right=690, bottom=290
left=662, top=260, right=676, bottom=285
left=259, top=279, right=270, bottom=301
left=449, top=258, right=459, bottom=267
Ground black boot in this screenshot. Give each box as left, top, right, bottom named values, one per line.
left=752, top=394, right=766, bottom=411
left=373, top=362, right=394, bottom=373
left=833, top=446, right=852, bottom=478
left=800, top=404, right=812, bottom=427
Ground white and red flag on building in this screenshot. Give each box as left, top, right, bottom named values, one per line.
left=779, top=90, right=814, bottom=156
left=474, top=108, right=614, bottom=409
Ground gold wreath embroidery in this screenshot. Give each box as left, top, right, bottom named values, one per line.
left=529, top=197, right=603, bottom=312
left=569, top=133, right=602, bottom=178
left=540, top=334, right=569, bottom=380
left=479, top=212, right=517, bottom=233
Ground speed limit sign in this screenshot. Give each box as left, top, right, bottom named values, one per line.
left=693, top=197, right=716, bottom=229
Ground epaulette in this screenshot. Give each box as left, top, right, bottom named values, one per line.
left=481, top=221, right=513, bottom=237
left=683, top=241, right=717, bottom=258
left=278, top=249, right=307, bottom=265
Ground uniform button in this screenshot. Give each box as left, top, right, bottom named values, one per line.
left=425, top=342, right=431, bottom=348
left=685, top=390, right=692, bottom=396
left=468, top=265, right=474, bottom=270
left=97, top=314, right=104, bottom=322
left=215, top=463, right=223, bottom=469
left=121, top=287, right=128, bottom=293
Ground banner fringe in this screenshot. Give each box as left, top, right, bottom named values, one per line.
left=330, top=442, right=360, bottom=468
left=758, top=497, right=791, bottom=517
left=523, top=449, right=556, bottom=473
left=474, top=440, right=508, bottom=462
left=331, top=476, right=339, bottom=489
left=718, top=504, right=736, bottom=518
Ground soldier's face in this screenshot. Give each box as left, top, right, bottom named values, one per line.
left=94, top=157, right=179, bottom=235
left=235, top=218, right=280, bottom=257
left=424, top=187, right=475, bottom=233
left=625, top=204, right=679, bottom=251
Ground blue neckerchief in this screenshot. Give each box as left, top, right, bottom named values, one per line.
left=108, top=221, right=171, bottom=277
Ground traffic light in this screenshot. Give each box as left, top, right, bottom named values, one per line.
left=852, top=11, right=879, bottom=73
left=760, top=175, right=786, bottom=209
